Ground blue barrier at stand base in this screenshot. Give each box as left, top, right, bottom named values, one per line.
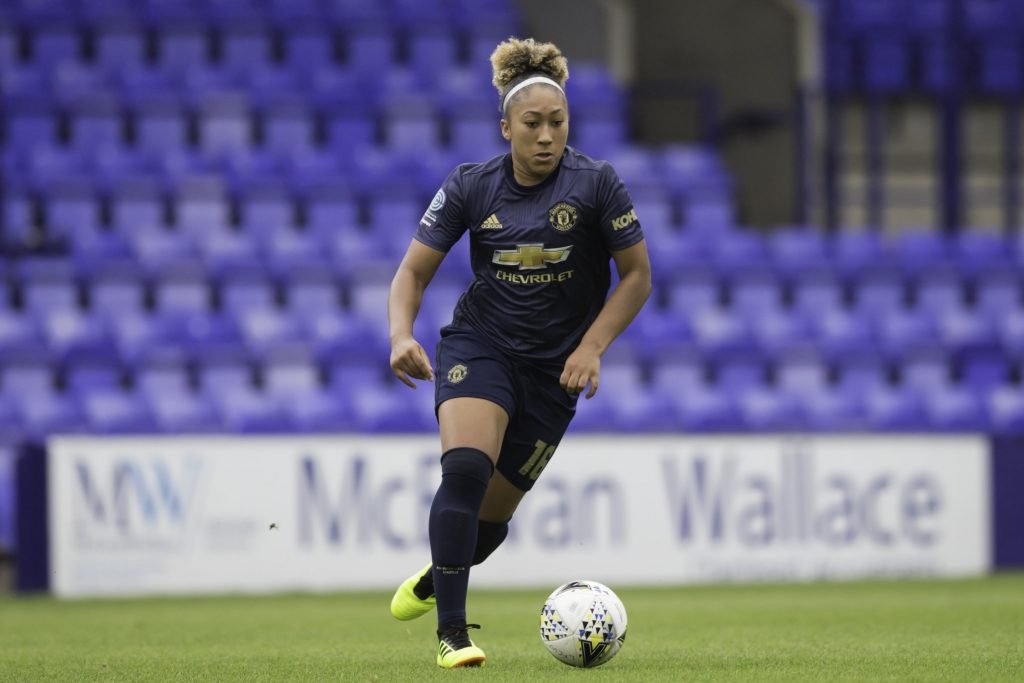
left=15, top=442, right=48, bottom=592
left=993, top=437, right=1024, bottom=569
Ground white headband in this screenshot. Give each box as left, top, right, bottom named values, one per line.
left=501, top=76, right=564, bottom=113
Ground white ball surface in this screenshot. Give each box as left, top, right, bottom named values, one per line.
left=539, top=580, right=628, bottom=668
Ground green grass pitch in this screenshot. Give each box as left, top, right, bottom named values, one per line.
left=1, top=575, right=1022, bottom=681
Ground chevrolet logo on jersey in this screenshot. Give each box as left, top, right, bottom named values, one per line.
left=492, top=243, right=572, bottom=270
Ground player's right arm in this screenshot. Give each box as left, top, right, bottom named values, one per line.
left=388, top=240, right=446, bottom=388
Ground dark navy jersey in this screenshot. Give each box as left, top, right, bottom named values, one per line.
left=414, top=147, right=645, bottom=365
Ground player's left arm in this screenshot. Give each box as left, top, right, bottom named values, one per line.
left=560, top=239, right=652, bottom=398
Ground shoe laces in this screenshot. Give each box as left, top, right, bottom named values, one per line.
left=438, top=623, right=480, bottom=650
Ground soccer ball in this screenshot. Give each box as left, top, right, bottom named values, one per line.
left=539, top=580, right=628, bottom=668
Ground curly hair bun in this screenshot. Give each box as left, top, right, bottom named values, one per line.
left=490, top=37, right=569, bottom=98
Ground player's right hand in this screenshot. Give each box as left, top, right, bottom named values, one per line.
left=390, top=335, right=434, bottom=388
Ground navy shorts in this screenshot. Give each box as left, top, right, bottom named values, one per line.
left=434, top=326, right=578, bottom=491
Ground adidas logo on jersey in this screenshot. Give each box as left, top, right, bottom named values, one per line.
left=480, top=214, right=503, bottom=230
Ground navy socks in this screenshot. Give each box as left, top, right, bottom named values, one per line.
left=413, top=518, right=510, bottom=600
left=429, top=447, right=494, bottom=630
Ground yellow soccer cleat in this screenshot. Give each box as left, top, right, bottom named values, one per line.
left=436, top=624, right=486, bottom=669
left=389, top=563, right=436, bottom=621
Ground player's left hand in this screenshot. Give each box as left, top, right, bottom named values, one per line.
left=560, top=345, right=600, bottom=399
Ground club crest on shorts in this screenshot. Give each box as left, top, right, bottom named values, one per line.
left=548, top=202, right=578, bottom=232
left=447, top=363, right=468, bottom=384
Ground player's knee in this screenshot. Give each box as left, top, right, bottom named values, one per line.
left=440, top=447, right=494, bottom=485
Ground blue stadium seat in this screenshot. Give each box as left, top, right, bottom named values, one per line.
left=30, top=22, right=80, bottom=69
left=987, top=385, right=1024, bottom=434
left=219, top=264, right=276, bottom=315
left=163, top=311, right=243, bottom=353
left=651, top=345, right=705, bottom=395
left=282, top=389, right=350, bottom=431
left=448, top=104, right=504, bottom=157
left=147, top=389, right=222, bottom=433
left=260, top=229, right=326, bottom=275
left=344, top=25, right=396, bottom=73
left=666, top=267, right=719, bottom=315
left=933, top=306, right=995, bottom=353
left=768, top=225, right=829, bottom=273
left=302, top=310, right=377, bottom=361
left=383, top=98, right=441, bottom=153
left=153, top=261, right=212, bottom=314
left=735, top=386, right=801, bottom=431
left=19, top=259, right=79, bottom=316
left=323, top=102, right=377, bottom=151
left=792, top=268, right=844, bottom=320
left=0, top=347, right=53, bottom=396
left=132, top=94, right=189, bottom=156
left=195, top=230, right=259, bottom=271
left=408, top=28, right=460, bottom=86
left=978, top=38, right=1022, bottom=94
left=13, top=390, right=87, bottom=438
left=134, top=347, right=192, bottom=398
left=728, top=268, right=783, bottom=315
left=885, top=229, right=951, bottom=273
left=707, top=229, right=766, bottom=271
left=130, top=230, right=200, bottom=273
left=238, top=182, right=295, bottom=235
left=921, top=386, right=986, bottom=431
left=750, top=308, right=809, bottom=356
left=875, top=308, right=934, bottom=358
left=974, top=269, right=1021, bottom=322
left=94, top=20, right=146, bottom=74
left=831, top=229, right=882, bottom=276
left=44, top=177, right=101, bottom=243
left=960, top=349, right=1010, bottom=398
left=196, top=344, right=253, bottom=399
left=261, top=343, right=321, bottom=398
left=174, top=175, right=230, bottom=236
left=210, top=386, right=292, bottom=433
left=619, top=305, right=691, bottom=355
left=69, top=94, right=123, bottom=154
left=234, top=307, right=305, bottom=358
left=107, top=312, right=171, bottom=364
left=835, top=350, right=888, bottom=397
left=914, top=267, right=965, bottom=317
left=282, top=266, right=341, bottom=316
left=64, top=352, right=123, bottom=395
left=40, top=309, right=113, bottom=360
left=197, top=92, right=252, bottom=160
left=802, top=305, right=876, bottom=358
left=851, top=268, right=905, bottom=321
left=667, top=384, right=737, bottom=432
left=282, top=25, right=334, bottom=72
left=261, top=96, right=315, bottom=160
left=899, top=345, right=953, bottom=398
left=219, top=21, right=272, bottom=73
left=955, top=230, right=1009, bottom=273
left=862, top=385, right=926, bottom=431
left=862, top=35, right=911, bottom=93
left=157, top=21, right=209, bottom=73
left=110, top=177, right=165, bottom=234
left=346, top=383, right=435, bottom=432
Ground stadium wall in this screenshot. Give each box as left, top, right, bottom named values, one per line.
left=13, top=434, right=1022, bottom=598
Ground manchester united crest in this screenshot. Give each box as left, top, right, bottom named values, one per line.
left=447, top=364, right=468, bottom=384
left=548, top=202, right=578, bottom=232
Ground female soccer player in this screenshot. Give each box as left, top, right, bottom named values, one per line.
left=386, top=37, right=651, bottom=668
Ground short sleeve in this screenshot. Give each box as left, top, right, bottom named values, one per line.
left=414, top=166, right=468, bottom=252
left=596, top=163, right=645, bottom=251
